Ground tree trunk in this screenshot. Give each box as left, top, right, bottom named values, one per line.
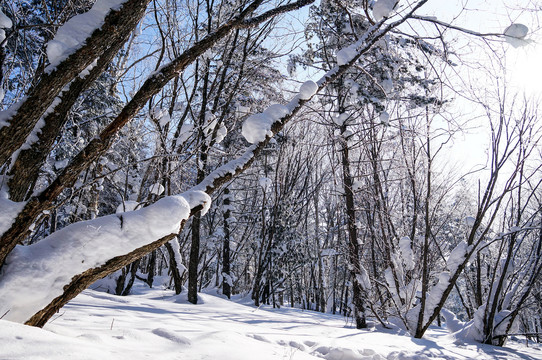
left=340, top=121, right=367, bottom=329
left=188, top=212, right=201, bottom=304
left=222, top=188, right=232, bottom=299
left=165, top=241, right=183, bottom=295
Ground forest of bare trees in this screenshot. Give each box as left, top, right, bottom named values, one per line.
left=0, top=0, right=540, bottom=347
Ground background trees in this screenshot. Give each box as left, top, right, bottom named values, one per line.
left=0, top=0, right=540, bottom=347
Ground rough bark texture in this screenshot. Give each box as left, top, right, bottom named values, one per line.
left=187, top=212, right=201, bottom=304
left=0, top=0, right=151, bottom=166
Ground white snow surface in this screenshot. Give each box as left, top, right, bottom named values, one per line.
left=1, top=286, right=539, bottom=359
left=373, top=0, right=398, bottom=21
left=0, top=193, right=205, bottom=323
left=46, top=0, right=127, bottom=70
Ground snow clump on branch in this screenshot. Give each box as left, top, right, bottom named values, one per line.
left=298, top=81, right=318, bottom=100
left=0, top=189, right=211, bottom=323
left=241, top=104, right=289, bottom=144
left=0, top=194, right=196, bottom=323
left=372, top=0, right=399, bottom=22
left=504, top=23, right=530, bottom=48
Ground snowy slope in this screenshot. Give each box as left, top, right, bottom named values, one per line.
left=1, top=284, right=540, bottom=360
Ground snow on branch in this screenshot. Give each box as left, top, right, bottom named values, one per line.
left=0, top=191, right=211, bottom=323
left=411, top=15, right=532, bottom=47
left=46, top=0, right=128, bottom=71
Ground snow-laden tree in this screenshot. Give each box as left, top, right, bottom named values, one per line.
left=0, top=0, right=326, bottom=326
left=1, top=1, right=539, bottom=349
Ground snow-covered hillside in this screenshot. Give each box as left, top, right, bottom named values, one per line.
left=1, top=283, right=540, bottom=359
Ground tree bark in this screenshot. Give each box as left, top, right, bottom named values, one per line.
left=340, top=121, right=367, bottom=329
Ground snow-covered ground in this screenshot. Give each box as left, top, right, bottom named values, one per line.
left=1, top=282, right=540, bottom=360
